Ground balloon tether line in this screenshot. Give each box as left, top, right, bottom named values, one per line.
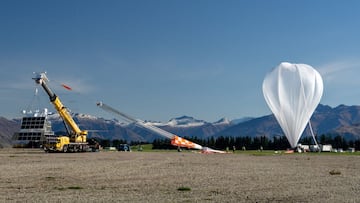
left=308, top=120, right=320, bottom=152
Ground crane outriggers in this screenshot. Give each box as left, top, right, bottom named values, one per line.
left=33, top=72, right=97, bottom=152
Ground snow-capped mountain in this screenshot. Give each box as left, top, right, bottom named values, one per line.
left=4, top=103, right=360, bottom=148
left=128, top=116, right=233, bottom=140
left=47, top=112, right=99, bottom=121
left=147, top=115, right=232, bottom=139
left=147, top=116, right=231, bottom=127
left=164, top=116, right=207, bottom=127
left=213, top=117, right=231, bottom=125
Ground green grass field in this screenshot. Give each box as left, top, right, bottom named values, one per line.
left=130, top=144, right=360, bottom=156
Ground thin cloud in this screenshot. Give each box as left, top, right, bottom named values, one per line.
left=317, top=60, right=360, bottom=84
left=0, top=74, right=37, bottom=91
left=51, top=77, right=96, bottom=94
left=0, top=74, right=95, bottom=94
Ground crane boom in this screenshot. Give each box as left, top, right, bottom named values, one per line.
left=96, top=101, right=139, bottom=124
left=96, top=102, right=203, bottom=150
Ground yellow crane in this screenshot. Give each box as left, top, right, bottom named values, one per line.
left=33, top=72, right=96, bottom=152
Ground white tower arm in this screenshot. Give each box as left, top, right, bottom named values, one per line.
left=96, top=101, right=203, bottom=150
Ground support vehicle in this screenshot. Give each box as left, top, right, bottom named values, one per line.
left=33, top=72, right=98, bottom=152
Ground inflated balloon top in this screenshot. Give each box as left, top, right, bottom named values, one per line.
left=262, top=62, right=323, bottom=148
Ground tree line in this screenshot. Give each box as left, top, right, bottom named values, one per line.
left=52, top=134, right=360, bottom=151
left=152, top=134, right=360, bottom=151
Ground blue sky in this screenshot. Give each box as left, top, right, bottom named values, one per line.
left=1, top=0, right=360, bottom=122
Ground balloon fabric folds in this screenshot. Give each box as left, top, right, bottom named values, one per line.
left=262, top=62, right=323, bottom=148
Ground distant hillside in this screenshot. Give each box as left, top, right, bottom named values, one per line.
left=51, top=115, right=232, bottom=141
left=0, top=117, right=20, bottom=148
left=2, top=104, right=360, bottom=148
left=47, top=105, right=360, bottom=141
left=215, top=104, right=360, bottom=140
left=314, top=104, right=360, bottom=140
left=151, top=116, right=231, bottom=139
left=50, top=115, right=147, bottom=142
left=214, top=114, right=281, bottom=138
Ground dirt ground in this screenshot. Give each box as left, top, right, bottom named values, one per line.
left=0, top=149, right=359, bottom=203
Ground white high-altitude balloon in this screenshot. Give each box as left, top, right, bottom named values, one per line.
left=262, top=62, right=323, bottom=148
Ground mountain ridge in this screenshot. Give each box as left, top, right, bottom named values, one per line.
left=2, top=104, right=360, bottom=147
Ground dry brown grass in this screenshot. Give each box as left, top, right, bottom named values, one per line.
left=0, top=148, right=359, bottom=202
